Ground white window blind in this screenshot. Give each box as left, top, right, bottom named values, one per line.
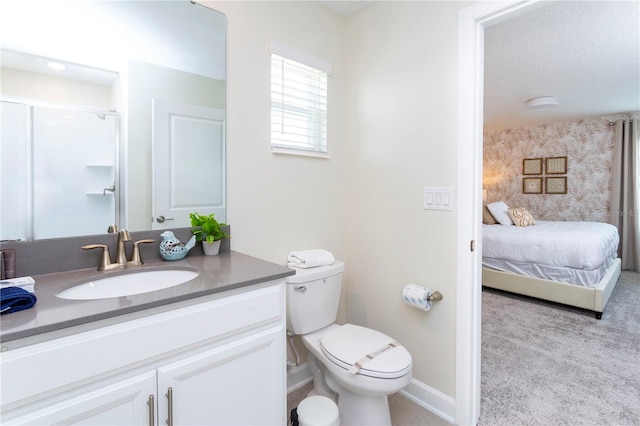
left=270, top=41, right=330, bottom=156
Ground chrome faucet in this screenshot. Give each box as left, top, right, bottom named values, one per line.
left=83, top=229, right=155, bottom=271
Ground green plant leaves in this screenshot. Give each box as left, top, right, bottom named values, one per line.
left=189, top=212, right=229, bottom=242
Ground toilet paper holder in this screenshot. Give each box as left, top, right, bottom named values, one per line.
left=427, top=291, right=443, bottom=302
left=401, top=284, right=443, bottom=311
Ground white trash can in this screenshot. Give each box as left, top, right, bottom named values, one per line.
left=297, top=395, right=340, bottom=426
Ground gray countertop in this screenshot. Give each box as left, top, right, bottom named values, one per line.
left=0, top=251, right=295, bottom=343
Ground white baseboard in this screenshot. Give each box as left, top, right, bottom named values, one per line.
left=287, top=362, right=313, bottom=393
left=286, top=363, right=455, bottom=424
left=400, top=378, right=456, bottom=424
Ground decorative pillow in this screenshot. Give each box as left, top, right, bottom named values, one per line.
left=482, top=204, right=498, bottom=225
left=486, top=201, right=513, bottom=226
left=508, top=207, right=536, bottom=227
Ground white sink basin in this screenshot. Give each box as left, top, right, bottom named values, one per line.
left=56, top=269, right=199, bottom=300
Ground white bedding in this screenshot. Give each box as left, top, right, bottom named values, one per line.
left=482, top=221, right=619, bottom=271
left=482, top=256, right=615, bottom=287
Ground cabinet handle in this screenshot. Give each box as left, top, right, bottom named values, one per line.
left=148, top=395, right=155, bottom=426
left=166, top=387, right=173, bottom=426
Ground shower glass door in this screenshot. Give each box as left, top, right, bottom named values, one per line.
left=0, top=101, right=119, bottom=240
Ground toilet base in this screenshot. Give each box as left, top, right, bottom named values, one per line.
left=335, top=388, right=391, bottom=426
left=307, top=354, right=393, bottom=425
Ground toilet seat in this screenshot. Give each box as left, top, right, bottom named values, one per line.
left=320, top=324, right=412, bottom=379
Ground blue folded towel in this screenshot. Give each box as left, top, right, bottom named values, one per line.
left=1, top=286, right=37, bottom=314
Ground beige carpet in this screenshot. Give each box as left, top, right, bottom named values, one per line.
left=480, top=271, right=640, bottom=425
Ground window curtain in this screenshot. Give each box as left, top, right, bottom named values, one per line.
left=609, top=117, right=640, bottom=271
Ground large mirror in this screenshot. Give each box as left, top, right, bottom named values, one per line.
left=0, top=0, right=226, bottom=241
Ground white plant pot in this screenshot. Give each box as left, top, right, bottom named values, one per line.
left=202, top=240, right=221, bottom=256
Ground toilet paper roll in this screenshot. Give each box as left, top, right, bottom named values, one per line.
left=401, top=283, right=433, bottom=311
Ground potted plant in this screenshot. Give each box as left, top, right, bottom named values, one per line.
left=189, top=212, right=229, bottom=255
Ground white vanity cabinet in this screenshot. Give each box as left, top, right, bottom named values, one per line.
left=157, top=326, right=283, bottom=425
left=1, top=371, right=157, bottom=425
left=0, top=280, right=286, bottom=425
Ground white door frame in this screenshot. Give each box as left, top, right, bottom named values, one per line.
left=456, top=1, right=542, bottom=424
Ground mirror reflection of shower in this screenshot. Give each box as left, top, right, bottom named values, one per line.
left=1, top=101, right=120, bottom=240
left=1, top=1, right=226, bottom=240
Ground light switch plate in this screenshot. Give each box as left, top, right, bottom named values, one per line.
left=423, top=186, right=454, bottom=211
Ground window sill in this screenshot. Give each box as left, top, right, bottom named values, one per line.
left=271, top=146, right=330, bottom=159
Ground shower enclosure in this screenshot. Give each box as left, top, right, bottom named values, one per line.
left=1, top=100, right=119, bottom=240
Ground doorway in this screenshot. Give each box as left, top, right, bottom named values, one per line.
left=456, top=1, right=543, bottom=425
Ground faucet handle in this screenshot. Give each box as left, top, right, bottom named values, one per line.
left=82, top=244, right=112, bottom=271
left=129, top=239, right=155, bottom=266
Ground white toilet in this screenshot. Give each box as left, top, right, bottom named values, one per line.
left=286, top=261, right=412, bottom=426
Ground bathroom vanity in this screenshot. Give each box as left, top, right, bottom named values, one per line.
left=0, top=250, right=294, bottom=425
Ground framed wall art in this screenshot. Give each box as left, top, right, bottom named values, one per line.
left=546, top=156, right=567, bottom=174
left=523, top=177, right=543, bottom=194
left=523, top=158, right=543, bottom=175
left=546, top=176, right=567, bottom=194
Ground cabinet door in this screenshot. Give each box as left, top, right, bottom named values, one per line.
left=157, top=326, right=285, bottom=425
left=2, top=371, right=156, bottom=425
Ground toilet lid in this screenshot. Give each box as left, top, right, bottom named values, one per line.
left=320, top=324, right=412, bottom=379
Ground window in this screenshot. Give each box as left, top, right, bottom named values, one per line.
left=270, top=41, right=331, bottom=156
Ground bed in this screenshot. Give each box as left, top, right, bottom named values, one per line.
left=482, top=217, right=621, bottom=319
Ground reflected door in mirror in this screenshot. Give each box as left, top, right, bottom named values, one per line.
left=152, top=100, right=225, bottom=229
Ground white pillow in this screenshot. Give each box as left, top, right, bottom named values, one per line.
left=486, top=201, right=513, bottom=226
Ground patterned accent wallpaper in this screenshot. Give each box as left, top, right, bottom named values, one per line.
left=483, top=112, right=639, bottom=222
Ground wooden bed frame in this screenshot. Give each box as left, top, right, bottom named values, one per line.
left=482, top=258, right=622, bottom=319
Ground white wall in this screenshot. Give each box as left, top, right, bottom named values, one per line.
left=209, top=1, right=347, bottom=266
left=1, top=68, right=115, bottom=109
left=345, top=0, right=472, bottom=398
left=207, top=0, right=348, bottom=371
left=208, top=0, right=472, bottom=418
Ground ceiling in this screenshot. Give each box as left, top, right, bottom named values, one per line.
left=320, top=1, right=639, bottom=133
left=484, top=1, right=640, bottom=132
left=319, top=0, right=375, bottom=16
left=0, top=1, right=226, bottom=83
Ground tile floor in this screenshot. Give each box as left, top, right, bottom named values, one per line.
left=287, top=382, right=452, bottom=426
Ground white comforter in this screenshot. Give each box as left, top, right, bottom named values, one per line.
left=482, top=221, right=619, bottom=271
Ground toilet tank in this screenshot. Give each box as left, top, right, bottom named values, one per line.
left=286, top=261, right=344, bottom=335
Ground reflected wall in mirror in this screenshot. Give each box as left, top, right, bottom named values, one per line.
left=0, top=0, right=226, bottom=241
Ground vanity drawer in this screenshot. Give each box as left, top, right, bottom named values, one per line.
left=1, top=280, right=285, bottom=408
